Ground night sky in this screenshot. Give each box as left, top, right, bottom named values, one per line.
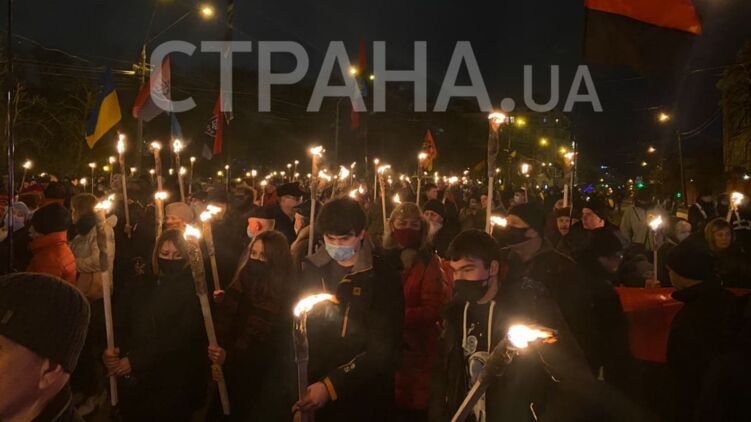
left=5, top=0, right=751, bottom=175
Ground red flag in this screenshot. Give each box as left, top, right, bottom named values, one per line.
left=132, top=56, right=171, bottom=122
left=584, top=0, right=702, bottom=78
left=204, top=95, right=223, bottom=156
left=420, top=129, right=438, bottom=171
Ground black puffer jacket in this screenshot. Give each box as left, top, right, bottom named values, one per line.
left=299, top=240, right=404, bottom=421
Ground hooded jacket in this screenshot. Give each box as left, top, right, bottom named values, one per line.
left=299, top=240, right=404, bottom=421
left=27, top=231, right=76, bottom=284
left=69, top=213, right=117, bottom=299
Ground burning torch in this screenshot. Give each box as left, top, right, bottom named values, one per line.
left=727, top=192, right=745, bottom=222
left=648, top=214, right=663, bottom=287
left=150, top=141, right=164, bottom=191
left=308, top=146, right=324, bottom=256
left=154, top=191, right=168, bottom=240
left=199, top=205, right=224, bottom=294
left=451, top=324, right=556, bottom=422
left=293, top=293, right=337, bottom=422
left=184, top=225, right=231, bottom=415
left=94, top=196, right=118, bottom=406
left=117, top=135, right=132, bottom=237
left=417, top=152, right=428, bottom=206
left=378, top=164, right=391, bottom=231
left=173, top=139, right=186, bottom=202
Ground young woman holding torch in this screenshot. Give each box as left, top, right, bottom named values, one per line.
left=102, top=229, right=208, bottom=421
left=208, top=230, right=296, bottom=420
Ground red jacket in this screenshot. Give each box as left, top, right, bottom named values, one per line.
left=27, top=231, right=77, bottom=285
left=396, top=253, right=449, bottom=410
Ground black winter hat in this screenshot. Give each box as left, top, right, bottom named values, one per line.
left=31, top=203, right=71, bottom=235
left=555, top=207, right=572, bottom=218
left=422, top=199, right=446, bottom=220
left=0, top=273, right=90, bottom=373
left=509, top=203, right=545, bottom=236
left=583, top=196, right=609, bottom=221
left=277, top=182, right=305, bottom=198
left=666, top=239, right=716, bottom=281
left=248, top=205, right=275, bottom=220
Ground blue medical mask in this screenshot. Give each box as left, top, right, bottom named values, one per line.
left=325, top=243, right=357, bottom=262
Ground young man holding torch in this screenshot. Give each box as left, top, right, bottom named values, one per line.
left=430, top=229, right=642, bottom=422
left=294, top=197, right=404, bottom=421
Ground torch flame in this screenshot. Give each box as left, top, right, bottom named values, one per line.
left=490, top=216, right=508, bottom=227
left=418, top=152, right=428, bottom=160
left=488, top=112, right=507, bottom=124
left=731, top=192, right=744, bottom=207
left=184, top=224, right=202, bottom=240
left=339, top=166, right=350, bottom=179
left=150, top=141, right=162, bottom=151
left=349, top=189, right=358, bottom=199
left=95, top=198, right=113, bottom=212
left=206, top=204, right=223, bottom=215
left=154, top=191, right=168, bottom=201
left=117, top=136, right=125, bottom=154
left=190, top=156, right=196, bottom=163
left=22, top=160, right=32, bottom=170
left=293, top=293, right=336, bottom=317
left=172, top=139, right=184, bottom=153
left=648, top=215, right=663, bottom=231
left=507, top=324, right=554, bottom=349
left=309, top=146, right=324, bottom=157
left=393, top=193, right=401, bottom=204
left=377, top=164, right=391, bottom=174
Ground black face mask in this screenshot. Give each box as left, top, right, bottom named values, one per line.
left=496, top=227, right=530, bottom=247
left=243, top=258, right=270, bottom=279
left=453, top=278, right=490, bottom=303
left=158, top=258, right=188, bottom=277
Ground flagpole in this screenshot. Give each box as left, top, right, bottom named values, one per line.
left=5, top=0, right=15, bottom=271
left=136, top=46, right=146, bottom=171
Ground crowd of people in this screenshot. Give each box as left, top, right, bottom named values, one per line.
left=1, top=170, right=750, bottom=422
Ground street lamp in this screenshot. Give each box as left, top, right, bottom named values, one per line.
left=200, top=4, right=215, bottom=18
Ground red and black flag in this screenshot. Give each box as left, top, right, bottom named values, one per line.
left=584, top=0, right=702, bottom=78
left=420, top=129, right=438, bottom=171
left=132, top=56, right=170, bottom=121
left=203, top=95, right=223, bottom=159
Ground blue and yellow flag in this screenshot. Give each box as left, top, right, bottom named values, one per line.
left=86, top=67, right=121, bottom=148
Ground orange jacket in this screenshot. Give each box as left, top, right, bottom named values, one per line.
left=27, top=231, right=77, bottom=285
